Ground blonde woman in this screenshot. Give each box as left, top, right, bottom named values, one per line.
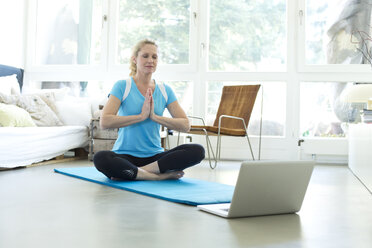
left=93, top=39, right=205, bottom=180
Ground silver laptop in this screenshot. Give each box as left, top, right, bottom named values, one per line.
left=197, top=160, right=314, bottom=218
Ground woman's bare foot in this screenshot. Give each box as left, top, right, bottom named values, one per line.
left=157, top=171, right=185, bottom=180
left=136, top=168, right=184, bottom=180
left=110, top=169, right=184, bottom=181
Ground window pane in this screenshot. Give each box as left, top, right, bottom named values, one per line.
left=117, top=0, right=190, bottom=64
left=299, top=82, right=372, bottom=138
left=209, top=0, right=286, bottom=72
left=35, top=0, right=103, bottom=65
left=0, top=0, right=24, bottom=67
left=306, top=0, right=371, bottom=65
left=163, top=81, right=193, bottom=116
left=24, top=80, right=112, bottom=99
left=207, top=82, right=286, bottom=137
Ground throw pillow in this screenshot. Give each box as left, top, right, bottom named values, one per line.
left=55, top=97, right=92, bottom=126
left=0, top=103, right=36, bottom=127
left=0, top=92, right=63, bottom=126
left=29, top=91, right=59, bottom=115
left=17, top=95, right=63, bottom=126
left=0, top=75, right=20, bottom=95
left=0, top=78, right=12, bottom=95
left=0, top=92, right=18, bottom=104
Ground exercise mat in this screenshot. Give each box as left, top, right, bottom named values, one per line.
left=54, top=167, right=234, bottom=206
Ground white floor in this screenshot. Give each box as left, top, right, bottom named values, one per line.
left=0, top=160, right=371, bottom=248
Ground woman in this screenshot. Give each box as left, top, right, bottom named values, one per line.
left=93, top=39, right=205, bottom=181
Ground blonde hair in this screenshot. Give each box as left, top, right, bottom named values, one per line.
left=129, top=39, right=158, bottom=77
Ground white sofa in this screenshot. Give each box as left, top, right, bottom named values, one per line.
left=0, top=65, right=97, bottom=169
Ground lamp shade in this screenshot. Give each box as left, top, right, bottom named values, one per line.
left=340, top=84, right=372, bottom=103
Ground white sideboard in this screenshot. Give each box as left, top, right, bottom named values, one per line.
left=348, top=124, right=372, bottom=192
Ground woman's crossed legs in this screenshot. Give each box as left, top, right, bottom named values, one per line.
left=93, top=144, right=205, bottom=181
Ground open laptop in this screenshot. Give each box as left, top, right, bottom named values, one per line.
left=197, top=160, right=315, bottom=218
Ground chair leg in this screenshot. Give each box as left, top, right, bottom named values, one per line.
left=217, top=131, right=255, bottom=162
left=177, top=131, right=181, bottom=146
left=245, top=130, right=255, bottom=161
left=166, top=132, right=170, bottom=150
left=258, top=85, right=263, bottom=160
left=216, top=132, right=222, bottom=161
left=177, top=129, right=217, bottom=169
left=202, top=129, right=217, bottom=169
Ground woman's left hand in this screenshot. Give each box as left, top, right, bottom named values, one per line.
left=150, top=90, right=156, bottom=120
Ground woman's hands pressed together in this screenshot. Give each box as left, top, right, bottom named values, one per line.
left=149, top=89, right=156, bottom=120
left=140, top=88, right=154, bottom=121
left=140, top=87, right=158, bottom=122
left=138, top=86, right=190, bottom=133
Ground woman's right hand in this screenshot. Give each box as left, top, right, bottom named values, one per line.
left=101, top=90, right=154, bottom=129
left=140, top=88, right=152, bottom=121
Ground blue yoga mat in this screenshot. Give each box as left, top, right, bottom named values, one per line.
left=54, top=167, right=234, bottom=206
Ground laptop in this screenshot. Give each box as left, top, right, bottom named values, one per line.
left=197, top=160, right=315, bottom=218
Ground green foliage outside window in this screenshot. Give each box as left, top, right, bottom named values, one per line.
left=209, top=0, right=286, bottom=71
left=118, top=0, right=190, bottom=64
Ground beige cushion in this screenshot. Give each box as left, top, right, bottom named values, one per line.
left=0, top=93, right=63, bottom=126
left=17, top=95, right=63, bottom=126
left=30, top=91, right=59, bottom=115
left=0, top=103, right=36, bottom=127
left=17, top=89, right=68, bottom=122
left=0, top=93, right=19, bottom=106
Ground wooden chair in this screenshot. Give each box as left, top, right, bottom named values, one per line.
left=178, top=85, right=262, bottom=169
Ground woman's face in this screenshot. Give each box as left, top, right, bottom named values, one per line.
left=134, top=44, right=158, bottom=75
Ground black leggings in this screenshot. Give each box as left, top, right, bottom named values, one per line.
left=93, top=144, right=205, bottom=180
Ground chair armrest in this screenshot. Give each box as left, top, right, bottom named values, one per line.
left=218, top=115, right=247, bottom=132
left=168, top=116, right=206, bottom=134
left=187, top=115, right=207, bottom=126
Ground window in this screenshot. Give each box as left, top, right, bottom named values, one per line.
left=209, top=0, right=286, bottom=72
left=0, top=0, right=25, bottom=67
left=25, top=0, right=372, bottom=160
left=300, top=82, right=355, bottom=138
left=300, top=81, right=372, bottom=138
left=305, top=0, right=371, bottom=65
left=207, top=82, right=286, bottom=136
left=164, top=81, right=193, bottom=115
left=116, top=0, right=191, bottom=65
left=34, top=0, right=103, bottom=65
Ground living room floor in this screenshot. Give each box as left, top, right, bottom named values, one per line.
left=0, top=159, right=371, bottom=248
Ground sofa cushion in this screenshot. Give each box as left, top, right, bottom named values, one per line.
left=0, top=75, right=20, bottom=95
left=0, top=103, right=36, bottom=127
left=55, top=97, right=92, bottom=126
left=0, top=93, right=63, bottom=126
